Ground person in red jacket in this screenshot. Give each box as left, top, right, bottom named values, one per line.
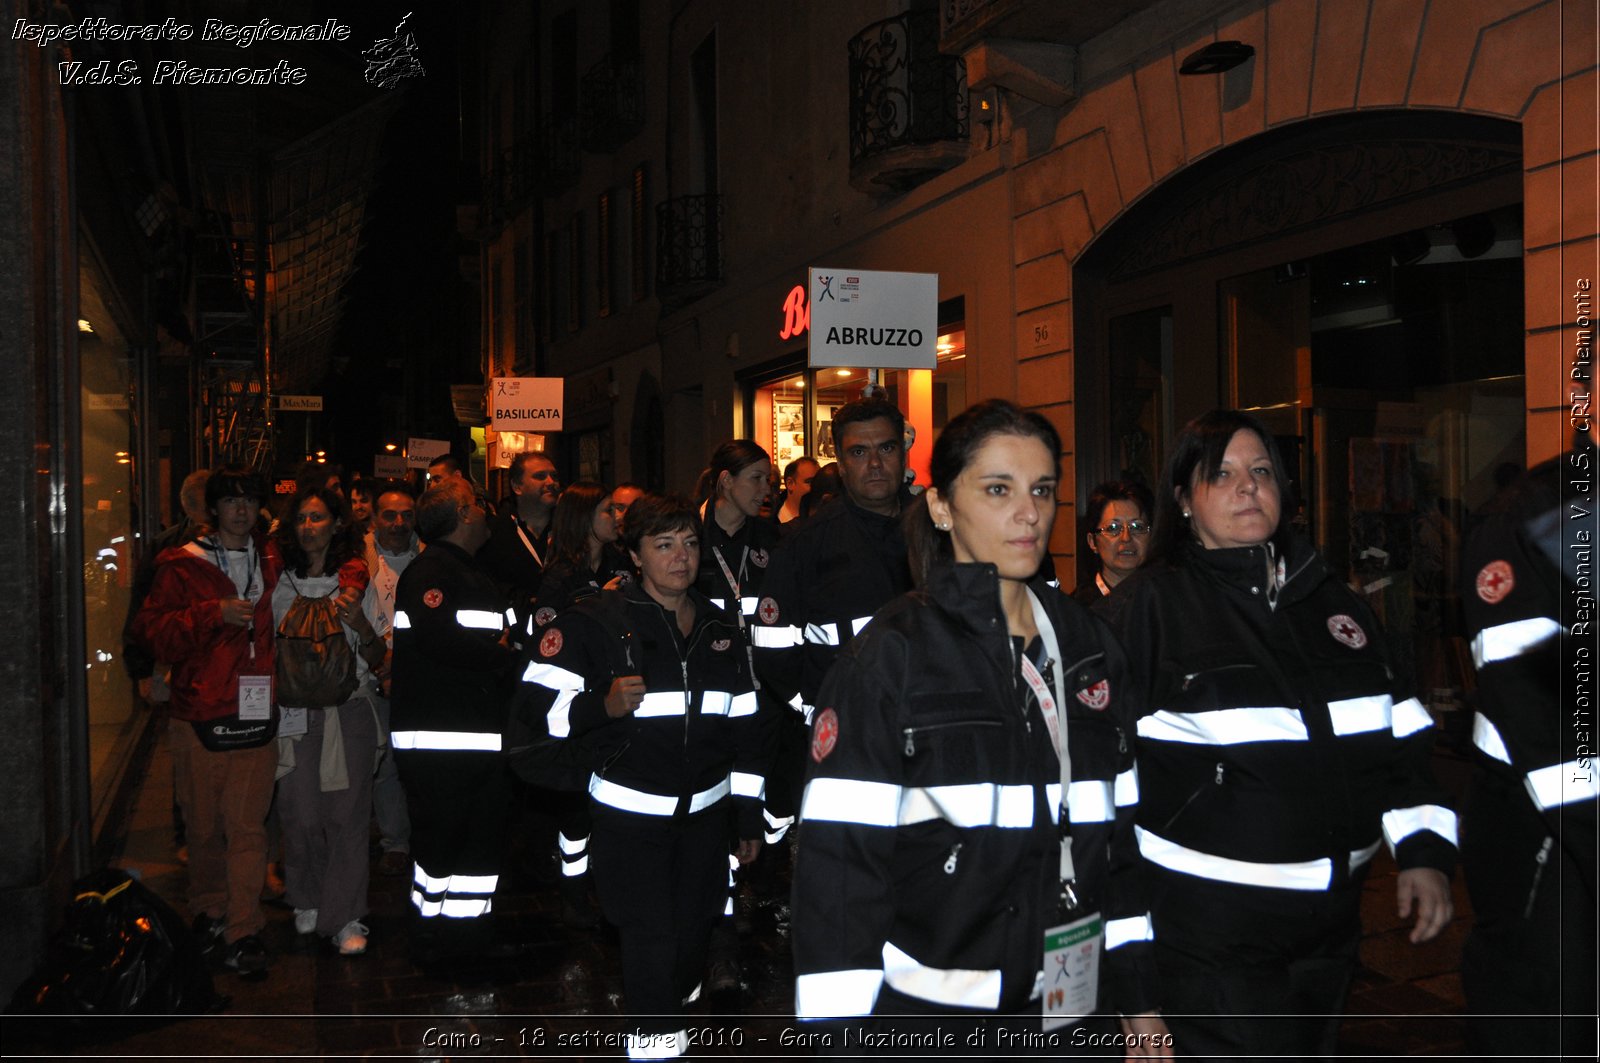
left=134, top=465, right=367, bottom=975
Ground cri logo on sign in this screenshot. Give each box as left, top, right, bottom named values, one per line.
left=778, top=284, right=810, bottom=340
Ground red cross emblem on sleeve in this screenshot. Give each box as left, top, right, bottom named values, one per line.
left=1327, top=614, right=1367, bottom=649
left=1476, top=560, right=1514, bottom=604
left=757, top=597, right=779, bottom=624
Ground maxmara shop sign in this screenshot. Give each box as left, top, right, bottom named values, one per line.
left=490, top=377, right=563, bottom=431
left=806, top=268, right=937, bottom=370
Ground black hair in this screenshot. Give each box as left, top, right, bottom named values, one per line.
left=621, top=493, right=702, bottom=555
left=204, top=464, right=265, bottom=512
left=508, top=451, right=554, bottom=486
left=370, top=478, right=416, bottom=503
left=274, top=485, right=361, bottom=578
left=415, top=479, right=474, bottom=544
left=699, top=440, right=769, bottom=502
left=1147, top=408, right=1295, bottom=566
left=829, top=397, right=905, bottom=452
left=800, top=466, right=841, bottom=519
left=906, top=399, right=1061, bottom=588
left=548, top=481, right=610, bottom=570
left=783, top=456, right=819, bottom=481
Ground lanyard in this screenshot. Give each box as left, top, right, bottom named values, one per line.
left=711, top=543, right=760, bottom=691
left=515, top=519, right=544, bottom=568
left=1024, top=587, right=1077, bottom=907
left=209, top=536, right=261, bottom=660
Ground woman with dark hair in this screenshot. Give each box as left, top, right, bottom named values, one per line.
left=1101, top=409, right=1455, bottom=1058
left=270, top=485, right=386, bottom=956
left=529, top=481, right=620, bottom=625
left=793, top=399, right=1168, bottom=1052
left=516, top=493, right=764, bottom=1059
left=693, top=440, right=782, bottom=623
left=1072, top=480, right=1156, bottom=606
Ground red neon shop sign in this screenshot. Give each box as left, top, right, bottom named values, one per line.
left=778, top=284, right=809, bottom=340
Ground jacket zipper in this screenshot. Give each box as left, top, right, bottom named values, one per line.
left=1182, top=663, right=1256, bottom=690
left=1523, top=835, right=1553, bottom=919
left=1162, top=761, right=1227, bottom=831
left=902, top=719, right=1002, bottom=757
left=943, top=842, right=963, bottom=874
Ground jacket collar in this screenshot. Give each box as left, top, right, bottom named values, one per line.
left=923, top=558, right=1059, bottom=639
left=1180, top=535, right=1324, bottom=606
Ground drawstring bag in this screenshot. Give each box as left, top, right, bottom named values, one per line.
left=275, top=577, right=357, bottom=709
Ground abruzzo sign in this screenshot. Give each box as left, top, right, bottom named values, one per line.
left=490, top=377, right=563, bottom=432
left=806, top=268, right=937, bottom=370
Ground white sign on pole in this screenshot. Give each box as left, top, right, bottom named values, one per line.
left=406, top=437, right=450, bottom=469
left=278, top=394, right=324, bottom=411
left=807, top=268, right=938, bottom=370
left=373, top=454, right=407, bottom=479
left=490, top=378, right=564, bottom=431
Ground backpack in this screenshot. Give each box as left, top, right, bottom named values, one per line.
left=275, top=576, right=358, bottom=708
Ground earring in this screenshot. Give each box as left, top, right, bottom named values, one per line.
left=1183, top=510, right=1191, bottom=519
left=937, top=522, right=950, bottom=531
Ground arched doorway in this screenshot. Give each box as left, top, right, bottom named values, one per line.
left=1074, top=111, right=1525, bottom=712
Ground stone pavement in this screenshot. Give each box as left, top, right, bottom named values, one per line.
left=4, top=722, right=1496, bottom=1059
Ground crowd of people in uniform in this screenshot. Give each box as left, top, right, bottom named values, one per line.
left=123, top=394, right=1595, bottom=1060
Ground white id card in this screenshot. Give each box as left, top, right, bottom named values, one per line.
left=1042, top=911, right=1102, bottom=1031
left=278, top=706, right=309, bottom=737
left=238, top=675, right=273, bottom=720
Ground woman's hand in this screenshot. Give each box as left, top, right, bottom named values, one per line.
left=735, top=838, right=762, bottom=865
left=334, top=585, right=362, bottom=619
left=1397, top=867, right=1453, bottom=943
left=605, top=675, right=647, bottom=717
left=1119, top=1011, right=1173, bottom=1059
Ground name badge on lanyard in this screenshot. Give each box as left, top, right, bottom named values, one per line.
left=238, top=675, right=273, bottom=720
left=1042, top=911, right=1102, bottom=1030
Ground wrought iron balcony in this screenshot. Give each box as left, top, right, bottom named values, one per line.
left=580, top=53, right=644, bottom=152
left=849, top=11, right=970, bottom=193
left=537, top=113, right=581, bottom=195
left=656, top=194, right=722, bottom=302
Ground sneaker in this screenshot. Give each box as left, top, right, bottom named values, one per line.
left=221, top=934, right=269, bottom=973
left=293, top=908, right=319, bottom=935
left=377, top=849, right=411, bottom=877
left=334, top=920, right=369, bottom=956
left=191, top=913, right=225, bottom=955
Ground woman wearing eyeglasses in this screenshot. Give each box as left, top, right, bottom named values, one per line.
left=1073, top=481, right=1156, bottom=606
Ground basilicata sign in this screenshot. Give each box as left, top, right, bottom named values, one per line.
left=806, top=268, right=937, bottom=370
left=490, top=377, right=563, bottom=432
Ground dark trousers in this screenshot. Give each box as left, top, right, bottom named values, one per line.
left=394, top=748, right=512, bottom=949
left=1461, top=781, right=1598, bottom=1061
left=1147, top=865, right=1363, bottom=1061
left=589, top=801, right=728, bottom=1037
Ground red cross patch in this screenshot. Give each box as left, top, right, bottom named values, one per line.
left=422, top=588, right=444, bottom=609
left=711, top=637, right=731, bottom=652
left=757, top=597, right=780, bottom=624
left=534, top=606, right=557, bottom=627
left=750, top=548, right=769, bottom=568
left=1476, top=560, right=1514, bottom=604
left=1327, top=614, right=1367, bottom=649
left=539, top=627, right=563, bottom=658
left=1075, top=679, right=1110, bottom=710
left=811, top=708, right=839, bottom=762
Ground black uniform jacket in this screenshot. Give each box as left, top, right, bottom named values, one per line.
left=792, top=562, right=1158, bottom=1020
left=694, top=502, right=783, bottom=625
left=477, top=511, right=549, bottom=618
left=1101, top=537, right=1457, bottom=889
left=1460, top=444, right=1596, bottom=875
left=751, top=497, right=912, bottom=722
left=390, top=540, right=519, bottom=743
left=516, top=582, right=766, bottom=840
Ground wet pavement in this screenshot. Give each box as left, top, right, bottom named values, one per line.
left=5, top=720, right=1491, bottom=1059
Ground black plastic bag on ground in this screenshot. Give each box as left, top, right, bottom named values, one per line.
left=6, top=868, right=225, bottom=1018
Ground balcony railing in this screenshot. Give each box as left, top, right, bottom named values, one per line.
left=656, top=194, right=722, bottom=302
left=580, top=53, right=645, bottom=152
left=848, top=11, right=970, bottom=193
left=538, top=113, right=581, bottom=194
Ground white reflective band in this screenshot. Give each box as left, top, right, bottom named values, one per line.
left=1391, top=697, right=1433, bottom=738
left=1472, top=617, right=1561, bottom=669
left=881, top=940, right=1002, bottom=1010
left=795, top=969, right=884, bottom=1019
left=709, top=598, right=726, bottom=609
left=626, top=1029, right=688, bottom=1060
left=800, top=777, right=902, bottom=827
left=1138, top=826, right=1335, bottom=890
left=1353, top=839, right=1381, bottom=867
left=850, top=615, right=873, bottom=636
left=1381, top=804, right=1459, bottom=851
left=1138, top=707, right=1308, bottom=745
left=1046, top=782, right=1062, bottom=822
left=724, top=896, right=734, bottom=916
left=413, top=866, right=451, bottom=892
left=1472, top=712, right=1513, bottom=764
left=1067, top=779, right=1115, bottom=824
left=504, top=607, right=517, bottom=625
left=411, top=890, right=439, bottom=917
left=392, top=610, right=411, bottom=629
left=741, top=597, right=759, bottom=616
left=1328, top=694, right=1393, bottom=736
left=751, top=625, right=802, bottom=648
left=1114, top=767, right=1139, bottom=807
left=804, top=622, right=840, bottom=646
left=1104, top=914, right=1155, bottom=950
left=558, top=832, right=588, bottom=855
left=635, top=691, right=688, bottom=718
left=764, top=808, right=795, bottom=843
left=897, top=782, right=1037, bottom=829
left=590, top=775, right=730, bottom=816
left=456, top=608, right=503, bottom=631
left=391, top=730, right=503, bottom=752
left=449, top=873, right=498, bottom=895
left=700, top=691, right=732, bottom=716
left=732, top=770, right=766, bottom=800
left=523, top=660, right=583, bottom=691
left=547, top=690, right=577, bottom=738
left=1525, top=760, right=1600, bottom=809
left=562, top=854, right=589, bottom=876
left=441, top=896, right=491, bottom=918
left=729, top=692, right=758, bottom=717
